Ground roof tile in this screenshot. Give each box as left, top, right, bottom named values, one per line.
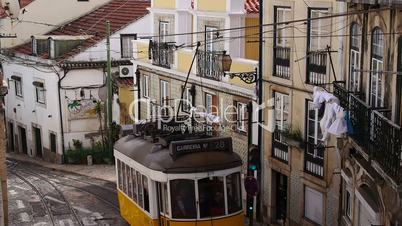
left=12, top=0, right=150, bottom=60
left=245, top=0, right=259, bottom=14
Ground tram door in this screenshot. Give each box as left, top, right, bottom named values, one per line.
left=157, top=182, right=169, bottom=226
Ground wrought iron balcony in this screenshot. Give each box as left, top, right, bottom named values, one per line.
left=333, top=81, right=349, bottom=109
left=272, top=130, right=289, bottom=163
left=304, top=142, right=325, bottom=178
left=196, top=50, right=225, bottom=81
left=273, top=46, right=291, bottom=79
left=332, top=82, right=402, bottom=184
left=150, top=41, right=175, bottom=69
left=306, top=51, right=327, bottom=85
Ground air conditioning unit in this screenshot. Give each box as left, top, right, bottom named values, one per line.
left=119, top=65, right=133, bottom=78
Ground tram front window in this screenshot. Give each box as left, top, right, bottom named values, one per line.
left=226, top=172, right=242, bottom=214
left=170, top=179, right=196, bottom=219
left=198, top=177, right=225, bottom=218
left=142, top=175, right=150, bottom=212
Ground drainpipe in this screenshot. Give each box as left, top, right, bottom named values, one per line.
left=56, top=68, right=67, bottom=164
left=257, top=0, right=264, bottom=221
left=135, top=69, right=141, bottom=120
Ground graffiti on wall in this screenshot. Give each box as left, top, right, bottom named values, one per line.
left=68, top=99, right=99, bottom=120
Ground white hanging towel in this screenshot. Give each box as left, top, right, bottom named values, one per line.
left=328, top=105, right=348, bottom=137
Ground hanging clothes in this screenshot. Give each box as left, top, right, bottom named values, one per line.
left=328, top=105, right=348, bottom=137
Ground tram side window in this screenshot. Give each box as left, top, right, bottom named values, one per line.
left=131, top=168, right=137, bottom=202
left=127, top=167, right=133, bottom=199
left=117, top=160, right=123, bottom=190
left=226, top=173, right=242, bottom=214
left=142, top=175, right=150, bottom=212
left=122, top=163, right=127, bottom=193
left=170, top=179, right=196, bottom=219
left=137, top=171, right=144, bottom=208
left=198, top=177, right=225, bottom=218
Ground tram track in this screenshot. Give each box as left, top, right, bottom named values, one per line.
left=8, top=170, right=57, bottom=226
left=19, top=163, right=120, bottom=211
left=14, top=168, right=84, bottom=226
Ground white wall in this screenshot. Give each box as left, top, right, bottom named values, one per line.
left=0, top=0, right=112, bottom=48
left=72, top=14, right=151, bottom=62
left=3, top=61, right=62, bottom=156
left=60, top=68, right=105, bottom=149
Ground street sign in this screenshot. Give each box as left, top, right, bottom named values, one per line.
left=244, top=176, right=258, bottom=196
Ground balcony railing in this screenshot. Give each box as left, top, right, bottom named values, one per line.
left=273, top=46, right=291, bottom=79
left=196, top=50, right=224, bottom=81
left=307, top=51, right=327, bottom=85
left=272, top=130, right=289, bottom=163
left=150, top=41, right=175, bottom=69
left=304, top=143, right=325, bottom=178
left=333, top=81, right=349, bottom=110
left=332, top=82, right=402, bottom=184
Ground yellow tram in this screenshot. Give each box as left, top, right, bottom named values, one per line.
left=114, top=122, right=244, bottom=226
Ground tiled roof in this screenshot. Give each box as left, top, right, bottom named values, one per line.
left=114, top=77, right=134, bottom=87
left=0, top=0, right=35, bottom=18
left=12, top=0, right=150, bottom=60
left=245, top=0, right=259, bottom=14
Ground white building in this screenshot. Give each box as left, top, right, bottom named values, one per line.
left=2, top=0, right=150, bottom=163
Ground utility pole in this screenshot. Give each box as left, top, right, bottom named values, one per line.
left=106, top=21, right=113, bottom=156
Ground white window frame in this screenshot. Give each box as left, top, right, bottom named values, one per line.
left=160, top=80, right=169, bottom=116
left=15, top=79, right=23, bottom=97
left=35, top=85, right=46, bottom=104
left=307, top=101, right=323, bottom=158
left=120, top=34, right=137, bottom=58
left=350, top=49, right=361, bottom=92
left=142, top=75, right=149, bottom=98
left=371, top=58, right=383, bottom=107
left=159, top=21, right=169, bottom=43
left=309, top=9, right=329, bottom=51
left=182, top=87, right=192, bottom=112
left=275, top=7, right=291, bottom=47
left=304, top=186, right=324, bottom=225
left=205, top=93, right=213, bottom=114
left=236, top=102, right=247, bottom=132
left=274, top=92, right=289, bottom=131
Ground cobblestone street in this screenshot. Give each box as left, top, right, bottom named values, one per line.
left=7, top=160, right=128, bottom=226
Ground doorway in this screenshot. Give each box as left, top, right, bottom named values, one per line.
left=8, top=122, right=14, bottom=152
left=33, top=127, right=43, bottom=158
left=18, top=126, right=27, bottom=154
left=274, top=171, right=288, bottom=223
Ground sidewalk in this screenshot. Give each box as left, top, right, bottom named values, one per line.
left=6, top=152, right=117, bottom=183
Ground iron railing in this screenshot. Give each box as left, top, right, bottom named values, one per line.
left=307, top=51, right=327, bottom=85
left=333, top=81, right=349, bottom=110
left=304, top=142, right=325, bottom=178
left=150, top=41, right=175, bottom=69
left=196, top=50, right=224, bottom=81
left=272, top=130, right=289, bottom=163
left=273, top=46, right=291, bottom=79
left=332, top=82, right=402, bottom=183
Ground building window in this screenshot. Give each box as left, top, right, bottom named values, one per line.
left=170, top=179, right=197, bottom=219
left=159, top=21, right=169, bottom=43
left=236, top=102, right=247, bottom=132
left=370, top=27, right=384, bottom=107
left=50, top=132, right=56, bottom=153
left=304, top=186, right=323, bottom=225
left=34, top=82, right=46, bottom=104
left=160, top=80, right=169, bottom=116
left=306, top=101, right=324, bottom=158
left=142, top=75, right=149, bottom=98
left=308, top=8, right=330, bottom=52
left=120, top=34, right=137, bottom=58
left=349, top=23, right=362, bottom=92
left=273, top=6, right=291, bottom=79
left=14, top=77, right=22, bottom=97
left=274, top=92, right=290, bottom=143
left=205, top=93, right=218, bottom=115
left=182, top=86, right=193, bottom=113
left=198, top=177, right=225, bottom=218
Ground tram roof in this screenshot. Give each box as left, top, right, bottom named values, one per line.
left=114, top=135, right=242, bottom=174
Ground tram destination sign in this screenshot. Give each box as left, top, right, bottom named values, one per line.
left=170, top=137, right=233, bottom=157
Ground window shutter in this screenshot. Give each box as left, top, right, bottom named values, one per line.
left=305, top=187, right=323, bottom=225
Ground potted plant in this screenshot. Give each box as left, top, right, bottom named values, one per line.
left=281, top=127, right=305, bottom=148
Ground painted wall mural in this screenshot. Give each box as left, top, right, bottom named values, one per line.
left=67, top=99, right=99, bottom=120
